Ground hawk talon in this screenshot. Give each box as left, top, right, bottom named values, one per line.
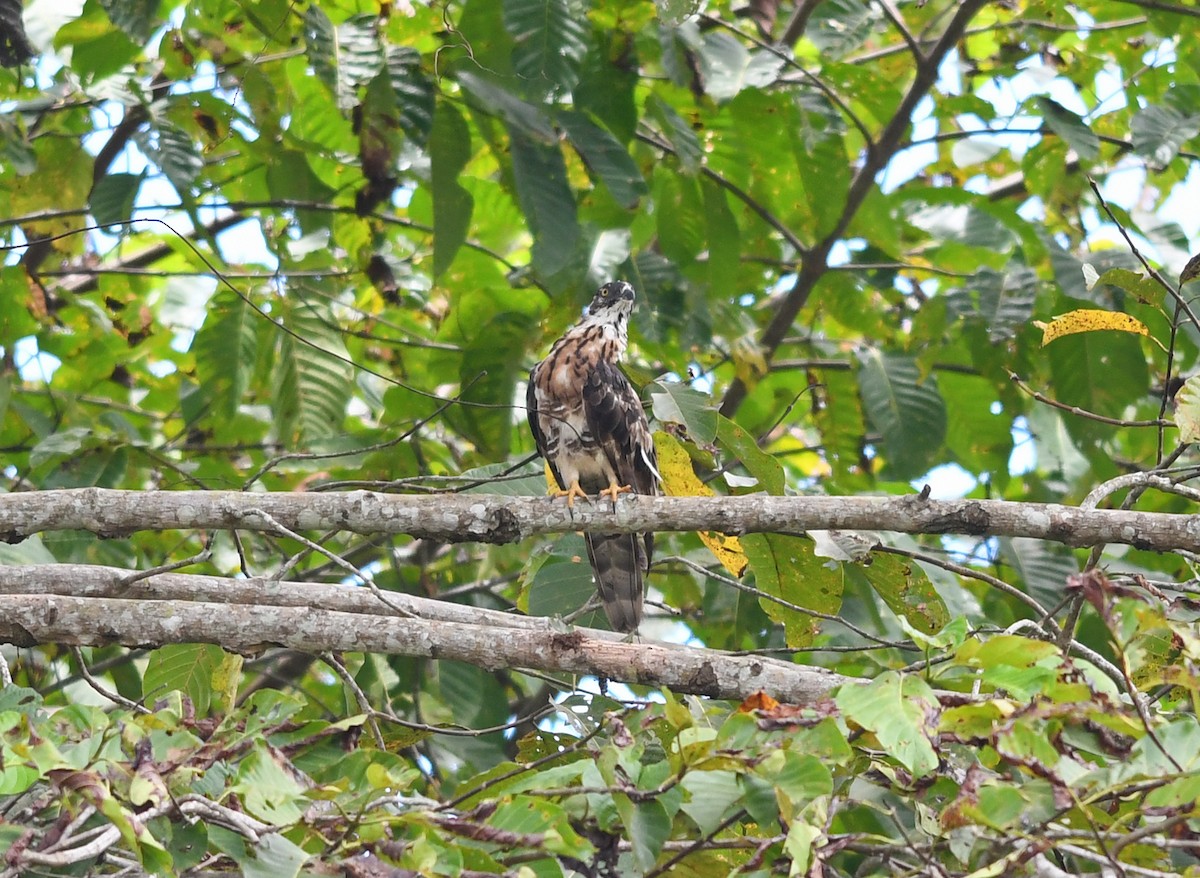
left=552, top=481, right=590, bottom=508
left=598, top=482, right=632, bottom=505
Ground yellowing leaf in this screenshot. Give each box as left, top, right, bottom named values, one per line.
left=1039, top=308, right=1150, bottom=346
left=654, top=431, right=748, bottom=577
left=699, top=532, right=749, bottom=577
left=1175, top=375, right=1200, bottom=443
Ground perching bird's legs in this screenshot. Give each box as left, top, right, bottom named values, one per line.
left=598, top=481, right=633, bottom=505
left=552, top=480, right=590, bottom=508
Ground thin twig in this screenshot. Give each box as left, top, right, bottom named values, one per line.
left=1009, top=370, right=1170, bottom=428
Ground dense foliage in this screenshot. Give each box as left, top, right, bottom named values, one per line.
left=4, top=0, right=1200, bottom=874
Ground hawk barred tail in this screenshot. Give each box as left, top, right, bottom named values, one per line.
left=585, top=531, right=651, bottom=633
left=527, top=280, right=661, bottom=633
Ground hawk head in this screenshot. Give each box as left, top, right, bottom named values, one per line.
left=585, top=280, right=636, bottom=324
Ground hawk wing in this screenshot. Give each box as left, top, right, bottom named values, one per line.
left=582, top=361, right=660, bottom=497
left=526, top=372, right=565, bottom=489
left=582, top=361, right=659, bottom=633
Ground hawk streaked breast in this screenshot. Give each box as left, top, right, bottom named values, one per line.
left=527, top=280, right=661, bottom=633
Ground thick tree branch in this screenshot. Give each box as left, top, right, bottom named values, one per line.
left=0, top=569, right=850, bottom=703
left=1, top=488, right=1198, bottom=552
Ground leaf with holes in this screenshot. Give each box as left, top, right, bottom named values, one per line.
left=856, top=552, right=948, bottom=635
left=743, top=533, right=843, bottom=648
left=837, top=671, right=939, bottom=777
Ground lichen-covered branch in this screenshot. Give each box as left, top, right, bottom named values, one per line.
left=1, top=488, right=1198, bottom=552
left=0, top=564, right=849, bottom=703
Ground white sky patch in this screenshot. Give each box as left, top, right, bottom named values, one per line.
left=14, top=337, right=61, bottom=383
left=913, top=463, right=976, bottom=499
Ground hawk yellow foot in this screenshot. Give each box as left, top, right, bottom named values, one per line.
left=598, top=482, right=633, bottom=504
left=553, top=480, right=590, bottom=508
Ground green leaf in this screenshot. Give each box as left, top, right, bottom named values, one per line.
left=133, top=121, right=202, bottom=194
left=1045, top=310, right=1149, bottom=445
left=836, top=671, right=939, bottom=777
left=89, top=171, right=145, bottom=228
left=939, top=372, right=1013, bottom=478
left=695, top=32, right=784, bottom=102
left=588, top=228, right=632, bottom=287
left=702, top=177, right=739, bottom=293
left=857, top=551, right=949, bottom=635
left=98, top=0, right=158, bottom=42
left=809, top=0, right=875, bottom=57
left=572, top=35, right=638, bottom=140
left=457, top=71, right=556, bottom=143
left=559, top=111, right=647, bottom=208
left=655, top=0, right=700, bottom=26
left=430, top=103, right=475, bottom=278
left=265, top=151, right=336, bottom=232
left=144, top=644, right=227, bottom=714
left=58, top=11, right=140, bottom=81
left=628, top=799, right=670, bottom=871
left=771, top=750, right=833, bottom=806
left=29, top=427, right=94, bottom=468
left=510, top=132, right=579, bottom=277
left=715, top=414, right=785, bottom=495
left=647, top=96, right=701, bottom=174
left=856, top=349, right=947, bottom=479
left=649, top=380, right=716, bottom=444
left=240, top=825, right=310, bottom=878
left=738, top=771, right=779, bottom=827
left=0, top=535, right=58, bottom=565
left=679, top=770, right=741, bottom=834
left=491, top=797, right=594, bottom=859
left=503, top=0, right=589, bottom=94
left=783, top=820, right=820, bottom=873
left=1035, top=97, right=1099, bottom=162
left=947, top=265, right=1038, bottom=342
left=1176, top=375, right=1200, bottom=444
left=998, top=537, right=1078, bottom=611
left=234, top=743, right=308, bottom=824
left=1087, top=266, right=1165, bottom=309
left=444, top=291, right=540, bottom=457
left=1131, top=104, right=1200, bottom=168
left=303, top=8, right=382, bottom=110
left=743, top=533, right=843, bottom=647
left=272, top=291, right=354, bottom=445
left=192, top=290, right=259, bottom=422
left=525, top=535, right=600, bottom=624
left=385, top=47, right=434, bottom=144
left=460, top=461, right=547, bottom=496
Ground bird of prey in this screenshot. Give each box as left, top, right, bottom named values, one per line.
left=527, top=280, right=661, bottom=633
